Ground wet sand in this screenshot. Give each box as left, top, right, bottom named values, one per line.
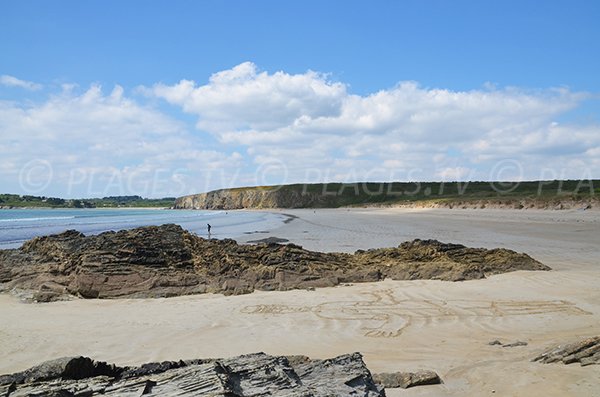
left=1, top=208, right=599, bottom=396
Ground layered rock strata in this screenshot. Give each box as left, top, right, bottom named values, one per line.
left=533, top=336, right=600, bottom=366
left=0, top=353, right=385, bottom=396
left=0, top=224, right=549, bottom=302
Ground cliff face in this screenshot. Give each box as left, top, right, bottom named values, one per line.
left=175, top=188, right=327, bottom=209
left=175, top=185, right=599, bottom=210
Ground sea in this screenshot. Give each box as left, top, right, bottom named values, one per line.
left=0, top=208, right=286, bottom=250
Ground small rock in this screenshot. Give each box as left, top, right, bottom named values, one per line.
left=502, top=341, right=528, bottom=348
left=373, top=370, right=442, bottom=389
left=533, top=336, right=600, bottom=365
left=488, top=340, right=502, bottom=346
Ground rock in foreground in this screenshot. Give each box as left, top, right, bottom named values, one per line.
left=372, top=370, right=442, bottom=389
left=0, top=352, right=384, bottom=396
left=533, top=336, right=600, bottom=366
left=0, top=224, right=549, bottom=301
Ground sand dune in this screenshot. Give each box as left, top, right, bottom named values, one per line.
left=1, top=208, right=599, bottom=396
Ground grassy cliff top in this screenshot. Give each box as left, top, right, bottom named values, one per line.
left=193, top=180, right=599, bottom=208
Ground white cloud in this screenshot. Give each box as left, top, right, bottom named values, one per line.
left=2, top=64, right=599, bottom=198
left=153, top=62, right=347, bottom=133
left=436, top=167, right=473, bottom=181
left=150, top=62, right=598, bottom=183
left=0, top=85, right=241, bottom=197
left=0, top=74, right=43, bottom=90
left=153, top=68, right=584, bottom=145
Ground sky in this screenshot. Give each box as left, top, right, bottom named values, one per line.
left=1, top=0, right=599, bottom=198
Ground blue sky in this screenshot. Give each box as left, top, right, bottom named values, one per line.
left=1, top=0, right=599, bottom=197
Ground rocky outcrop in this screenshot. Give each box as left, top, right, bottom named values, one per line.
left=533, top=336, right=600, bottom=366
left=0, top=225, right=204, bottom=301
left=0, top=224, right=550, bottom=302
left=354, top=240, right=549, bottom=280
left=0, top=352, right=385, bottom=396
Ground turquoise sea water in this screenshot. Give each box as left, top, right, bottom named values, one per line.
left=0, top=209, right=285, bottom=249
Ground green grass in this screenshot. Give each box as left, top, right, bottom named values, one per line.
left=217, top=180, right=599, bottom=208
left=4, top=180, right=598, bottom=209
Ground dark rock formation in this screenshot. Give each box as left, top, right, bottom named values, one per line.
left=0, top=356, right=123, bottom=386
left=0, top=225, right=204, bottom=301
left=488, top=340, right=528, bottom=347
left=372, top=370, right=442, bottom=389
left=533, top=336, right=600, bottom=366
left=353, top=239, right=548, bottom=281
left=0, top=224, right=549, bottom=301
left=0, top=352, right=384, bottom=396
left=502, top=341, right=528, bottom=348
left=247, top=236, right=290, bottom=244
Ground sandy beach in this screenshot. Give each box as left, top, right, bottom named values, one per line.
left=1, top=208, right=599, bottom=396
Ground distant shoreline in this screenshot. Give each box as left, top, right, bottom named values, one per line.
left=174, top=180, right=599, bottom=211
left=175, top=196, right=598, bottom=211
left=3, top=200, right=596, bottom=212
left=0, top=194, right=175, bottom=210
left=0, top=206, right=173, bottom=211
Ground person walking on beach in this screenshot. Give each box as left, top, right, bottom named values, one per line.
left=207, top=223, right=212, bottom=238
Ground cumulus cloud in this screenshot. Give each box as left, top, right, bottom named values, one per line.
left=0, top=74, right=42, bottom=90
left=150, top=62, right=599, bottom=183
left=153, top=62, right=347, bottom=134
left=2, top=64, right=599, bottom=198
left=0, top=85, right=241, bottom=197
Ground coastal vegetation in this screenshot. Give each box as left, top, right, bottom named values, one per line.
left=175, top=179, right=599, bottom=210
left=0, top=194, right=175, bottom=209
left=3, top=179, right=597, bottom=210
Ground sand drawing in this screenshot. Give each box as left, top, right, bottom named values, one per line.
left=240, top=289, right=590, bottom=338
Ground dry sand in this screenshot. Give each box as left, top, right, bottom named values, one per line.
left=1, top=207, right=600, bottom=396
